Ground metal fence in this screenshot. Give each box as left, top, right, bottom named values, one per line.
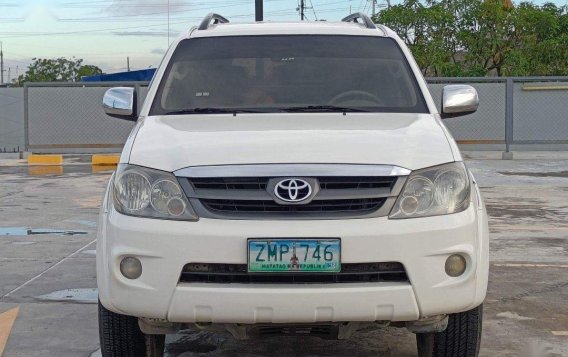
left=0, top=77, right=566, bottom=154
left=24, top=82, right=148, bottom=153
left=428, top=77, right=568, bottom=151
left=0, top=88, right=25, bottom=152
left=428, top=79, right=506, bottom=146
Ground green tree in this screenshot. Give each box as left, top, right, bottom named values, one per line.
left=76, top=64, right=103, bottom=79
left=375, top=0, right=568, bottom=77
left=505, top=2, right=568, bottom=76
left=378, top=0, right=461, bottom=76
left=16, top=58, right=103, bottom=85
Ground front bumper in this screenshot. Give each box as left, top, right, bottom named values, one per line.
left=97, top=186, right=488, bottom=324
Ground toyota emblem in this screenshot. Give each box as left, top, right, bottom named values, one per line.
left=274, top=179, right=313, bottom=203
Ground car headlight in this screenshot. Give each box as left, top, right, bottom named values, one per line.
left=389, top=162, right=470, bottom=219
left=113, top=164, right=198, bottom=221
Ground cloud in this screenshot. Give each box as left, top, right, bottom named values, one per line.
left=150, top=48, right=166, bottom=55
left=105, top=0, right=188, bottom=16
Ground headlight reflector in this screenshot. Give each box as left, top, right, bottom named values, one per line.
left=401, top=177, right=434, bottom=215
left=113, top=164, right=198, bottom=221
left=390, top=162, right=470, bottom=219
left=114, top=171, right=151, bottom=211
left=434, top=169, right=468, bottom=210
left=151, top=179, right=182, bottom=213
left=166, top=197, right=186, bottom=216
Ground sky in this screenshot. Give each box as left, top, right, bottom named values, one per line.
left=0, top=0, right=566, bottom=79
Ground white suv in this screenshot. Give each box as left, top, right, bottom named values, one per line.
left=97, top=12, right=488, bottom=357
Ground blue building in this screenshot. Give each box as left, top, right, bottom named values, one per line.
left=82, top=68, right=156, bottom=82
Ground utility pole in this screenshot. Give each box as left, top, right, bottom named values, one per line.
left=300, top=0, right=305, bottom=21
left=255, top=0, right=263, bottom=21
left=167, top=0, right=170, bottom=46
left=8, top=67, right=10, bottom=83
left=372, top=0, right=376, bottom=16
left=0, top=42, right=4, bottom=85
left=127, top=57, right=130, bottom=72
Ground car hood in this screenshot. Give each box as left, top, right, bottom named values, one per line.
left=127, top=113, right=455, bottom=172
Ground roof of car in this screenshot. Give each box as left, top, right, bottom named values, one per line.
left=188, top=21, right=389, bottom=39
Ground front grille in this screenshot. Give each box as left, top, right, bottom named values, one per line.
left=190, top=177, right=394, bottom=191
left=179, top=262, right=408, bottom=284
left=181, top=174, right=403, bottom=219
left=201, top=198, right=385, bottom=214
left=318, top=177, right=394, bottom=190
left=190, top=177, right=268, bottom=190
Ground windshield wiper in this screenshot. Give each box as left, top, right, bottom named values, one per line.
left=164, top=108, right=268, bottom=115
left=279, top=105, right=369, bottom=113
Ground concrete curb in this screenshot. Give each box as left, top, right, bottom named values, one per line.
left=92, top=155, right=120, bottom=166
left=28, top=154, right=64, bottom=165
left=25, top=153, right=121, bottom=166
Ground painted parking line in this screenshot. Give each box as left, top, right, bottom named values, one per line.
left=551, top=331, right=568, bottom=336
left=0, top=307, right=20, bottom=355
left=493, top=263, right=568, bottom=269
left=2, top=239, right=96, bottom=298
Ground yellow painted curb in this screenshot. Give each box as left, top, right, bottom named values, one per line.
left=0, top=306, right=20, bottom=355
left=92, top=154, right=120, bottom=166
left=28, top=154, right=63, bottom=165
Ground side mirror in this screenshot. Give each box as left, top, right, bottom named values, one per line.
left=103, top=87, right=137, bottom=121
left=441, top=85, right=479, bottom=119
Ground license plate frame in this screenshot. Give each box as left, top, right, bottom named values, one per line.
left=247, top=238, right=341, bottom=273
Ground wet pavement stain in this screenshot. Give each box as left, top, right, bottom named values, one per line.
left=35, top=288, right=98, bottom=304
left=0, top=227, right=88, bottom=236
left=498, top=170, right=568, bottom=178
left=70, top=220, right=98, bottom=228
left=0, top=164, right=114, bottom=177
left=485, top=204, right=553, bottom=220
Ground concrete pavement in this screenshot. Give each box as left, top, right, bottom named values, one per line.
left=0, top=157, right=567, bottom=356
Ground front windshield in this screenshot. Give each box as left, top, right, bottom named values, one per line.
left=150, top=35, right=428, bottom=115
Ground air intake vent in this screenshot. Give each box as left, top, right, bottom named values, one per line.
left=180, top=262, right=408, bottom=284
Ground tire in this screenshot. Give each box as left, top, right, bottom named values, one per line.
left=98, top=300, right=165, bottom=357
left=416, top=304, right=483, bottom=357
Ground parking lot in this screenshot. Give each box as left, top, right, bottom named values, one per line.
left=0, top=154, right=567, bottom=357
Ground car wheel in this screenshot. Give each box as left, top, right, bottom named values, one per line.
left=98, top=300, right=165, bottom=357
left=416, top=304, right=482, bottom=357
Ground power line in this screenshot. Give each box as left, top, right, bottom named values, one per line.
left=309, top=0, right=318, bottom=20
left=0, top=8, right=307, bottom=39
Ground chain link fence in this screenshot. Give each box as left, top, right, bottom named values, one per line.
left=512, top=80, right=568, bottom=143
left=427, top=79, right=506, bottom=145
left=24, top=82, right=147, bottom=153
left=0, top=77, right=566, bottom=154
left=0, top=88, right=25, bottom=153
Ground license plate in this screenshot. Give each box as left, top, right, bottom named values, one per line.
left=248, top=239, right=341, bottom=273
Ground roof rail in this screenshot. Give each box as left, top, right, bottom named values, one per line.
left=341, top=12, right=376, bottom=29
left=198, top=13, right=229, bottom=30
